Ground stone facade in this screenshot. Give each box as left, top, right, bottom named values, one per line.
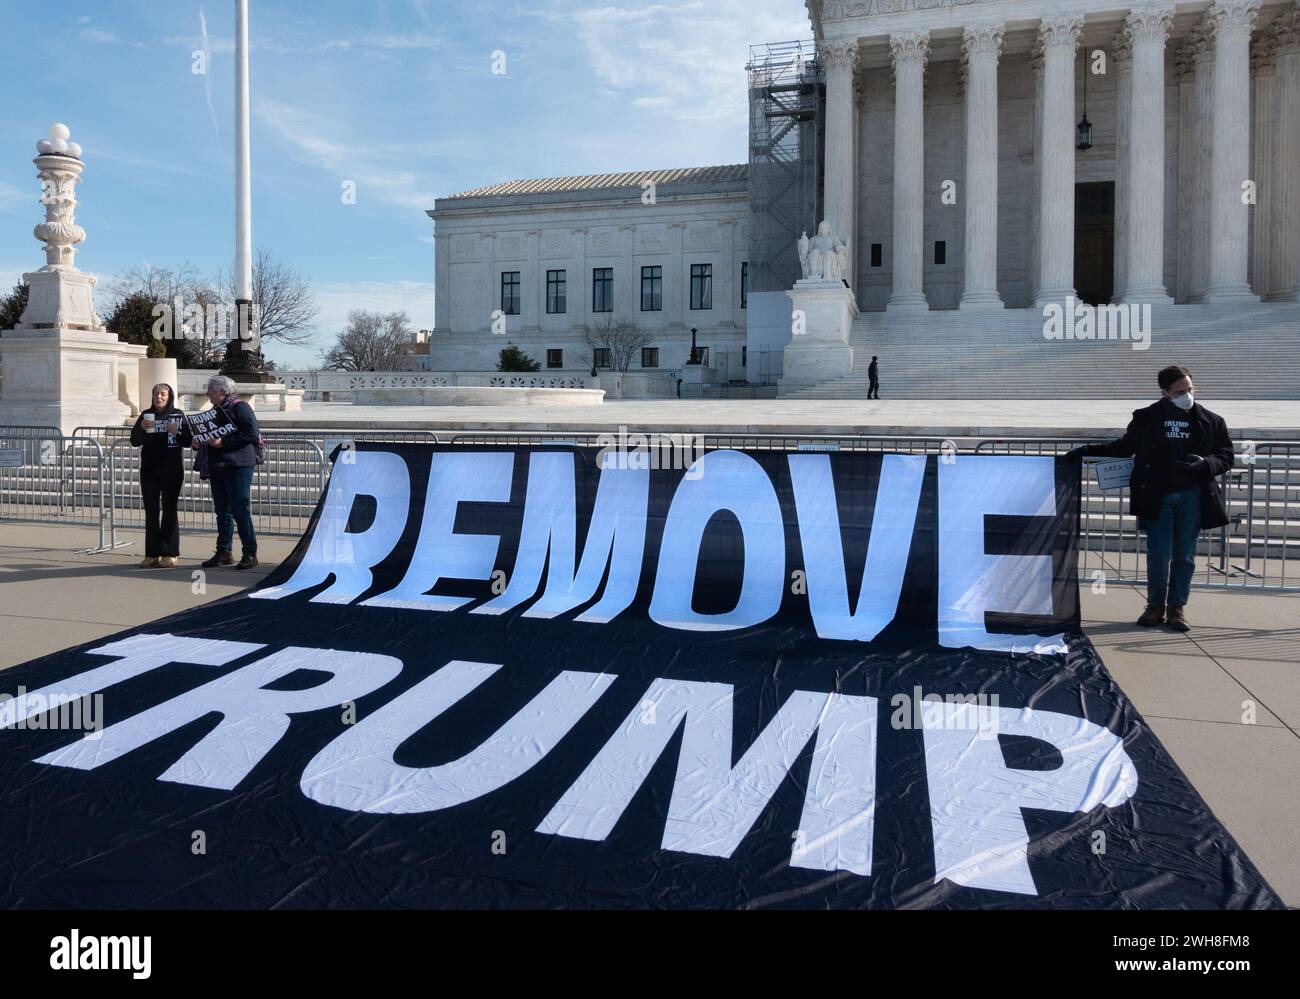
left=814, top=0, right=1300, bottom=311
left=425, top=168, right=751, bottom=378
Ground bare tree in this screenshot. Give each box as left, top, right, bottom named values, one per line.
left=582, top=316, right=648, bottom=374
left=219, top=248, right=318, bottom=346
left=320, top=310, right=413, bottom=371
left=109, top=263, right=225, bottom=367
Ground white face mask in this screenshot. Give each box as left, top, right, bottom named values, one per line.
left=1170, top=391, right=1194, bottom=411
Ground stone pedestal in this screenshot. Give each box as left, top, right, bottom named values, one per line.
left=138, top=357, right=179, bottom=409
left=779, top=280, right=857, bottom=390
left=0, top=327, right=146, bottom=433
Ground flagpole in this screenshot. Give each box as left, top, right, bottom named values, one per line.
left=222, top=0, right=269, bottom=380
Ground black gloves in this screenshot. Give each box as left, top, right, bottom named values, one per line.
left=1177, top=453, right=1208, bottom=474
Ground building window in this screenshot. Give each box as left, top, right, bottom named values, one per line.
left=934, top=241, right=946, bottom=266
left=592, top=268, right=613, bottom=313
left=641, top=265, right=662, bottom=311
left=742, top=345, right=748, bottom=367
left=740, top=261, right=748, bottom=309
left=690, top=263, right=712, bottom=310
left=546, top=270, right=566, bottom=314
left=500, top=271, right=520, bottom=315
left=641, top=346, right=659, bottom=368
left=870, top=243, right=883, bottom=267
left=546, top=349, right=563, bottom=369
left=592, top=347, right=611, bottom=369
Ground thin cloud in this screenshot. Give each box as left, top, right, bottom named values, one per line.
left=198, top=5, right=220, bottom=140
left=79, top=27, right=118, bottom=44
left=253, top=98, right=440, bottom=212
left=549, top=1, right=810, bottom=125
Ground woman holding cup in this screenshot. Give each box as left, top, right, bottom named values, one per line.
left=129, top=383, right=192, bottom=568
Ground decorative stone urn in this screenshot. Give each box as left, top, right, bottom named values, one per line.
left=0, top=124, right=146, bottom=432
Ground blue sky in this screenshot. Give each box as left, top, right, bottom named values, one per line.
left=0, top=0, right=810, bottom=368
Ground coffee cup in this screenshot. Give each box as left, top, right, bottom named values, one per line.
left=142, top=413, right=156, bottom=432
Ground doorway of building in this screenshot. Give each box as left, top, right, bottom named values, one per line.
left=1074, top=182, right=1114, bottom=305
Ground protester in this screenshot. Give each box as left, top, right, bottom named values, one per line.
left=193, top=375, right=260, bottom=570
left=128, top=383, right=191, bottom=568
left=868, top=355, right=880, bottom=399
left=1066, top=365, right=1234, bottom=632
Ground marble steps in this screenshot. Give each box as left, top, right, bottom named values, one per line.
left=784, top=305, right=1300, bottom=398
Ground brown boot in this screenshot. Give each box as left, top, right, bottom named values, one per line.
left=1136, top=604, right=1165, bottom=627
left=1166, top=605, right=1190, bottom=632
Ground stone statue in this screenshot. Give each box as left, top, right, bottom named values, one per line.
left=798, top=220, right=848, bottom=283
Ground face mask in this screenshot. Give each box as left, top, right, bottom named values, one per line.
left=1170, top=391, right=1194, bottom=411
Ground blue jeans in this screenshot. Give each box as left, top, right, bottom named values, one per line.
left=1141, top=487, right=1200, bottom=607
left=209, top=465, right=256, bottom=554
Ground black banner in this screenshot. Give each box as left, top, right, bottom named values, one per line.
left=0, top=444, right=1282, bottom=908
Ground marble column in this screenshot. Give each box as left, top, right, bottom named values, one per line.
left=820, top=39, right=860, bottom=288
left=1121, top=5, right=1175, bottom=304
left=1033, top=16, right=1083, bottom=308
left=1187, top=25, right=1216, bottom=302
left=1173, top=44, right=1197, bottom=302
left=960, top=23, right=1005, bottom=309
left=1270, top=6, right=1300, bottom=301
left=1113, top=33, right=1133, bottom=303
left=1250, top=34, right=1278, bottom=297
left=1027, top=49, right=1044, bottom=305
left=888, top=31, right=930, bottom=312
left=1205, top=0, right=1261, bottom=303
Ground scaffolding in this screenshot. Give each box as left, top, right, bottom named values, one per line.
left=746, top=39, right=824, bottom=294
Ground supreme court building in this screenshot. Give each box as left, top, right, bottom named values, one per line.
left=813, top=0, right=1299, bottom=310
left=426, top=0, right=1300, bottom=398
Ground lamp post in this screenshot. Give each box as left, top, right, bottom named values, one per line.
left=687, top=327, right=701, bottom=365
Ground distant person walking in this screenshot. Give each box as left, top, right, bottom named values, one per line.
left=129, top=383, right=191, bottom=568
left=867, top=355, right=880, bottom=399
left=193, top=375, right=261, bottom=570
left=1067, top=365, right=1234, bottom=632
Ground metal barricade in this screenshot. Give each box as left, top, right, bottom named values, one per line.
left=2, top=425, right=1297, bottom=590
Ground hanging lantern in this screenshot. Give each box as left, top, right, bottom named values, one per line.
left=1076, top=49, right=1093, bottom=150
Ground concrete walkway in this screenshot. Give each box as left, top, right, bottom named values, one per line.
left=257, top=398, right=1300, bottom=438
left=0, top=522, right=1295, bottom=906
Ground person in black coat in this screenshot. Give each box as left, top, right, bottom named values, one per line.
left=129, top=383, right=192, bottom=568
left=1067, top=365, right=1234, bottom=633
left=192, top=374, right=261, bottom=570
left=867, top=355, right=880, bottom=399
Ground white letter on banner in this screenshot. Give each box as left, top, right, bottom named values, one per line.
left=363, top=452, right=513, bottom=611
left=523, top=458, right=649, bottom=624
left=252, top=450, right=410, bottom=603
left=301, top=661, right=616, bottom=813
left=920, top=701, right=1137, bottom=895
left=35, top=648, right=403, bottom=790
left=648, top=450, right=785, bottom=631
left=0, top=634, right=263, bottom=729
left=537, top=680, right=878, bottom=874
left=937, top=455, right=1066, bottom=653
left=789, top=453, right=924, bottom=642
